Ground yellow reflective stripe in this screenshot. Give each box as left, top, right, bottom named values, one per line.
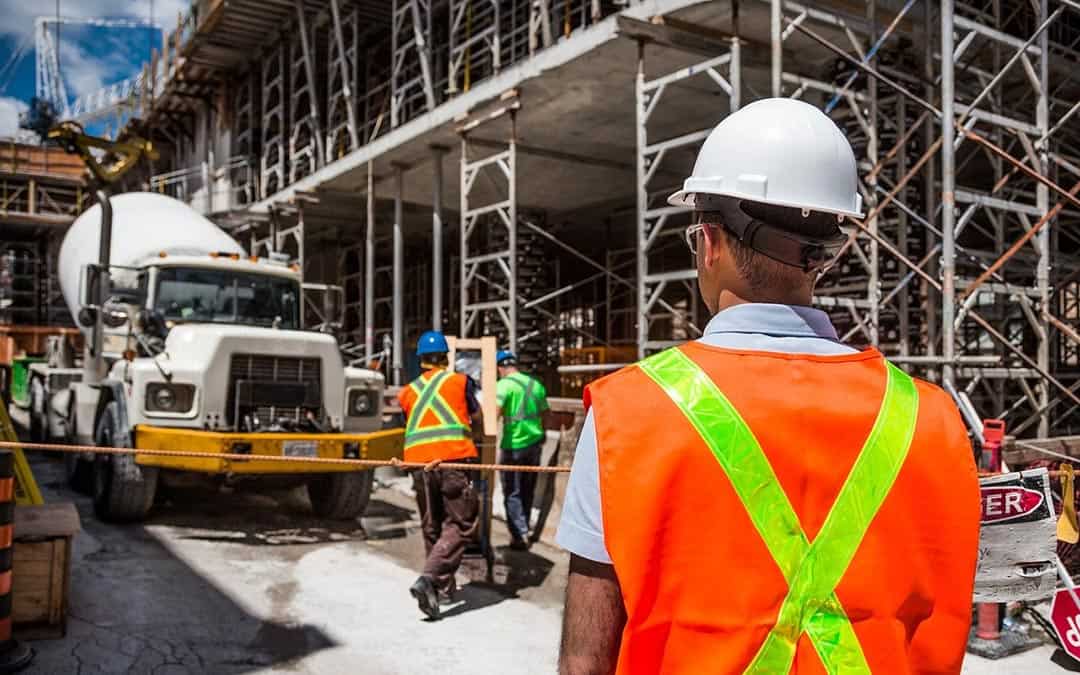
left=404, top=426, right=470, bottom=449
left=406, top=371, right=451, bottom=434
left=638, top=348, right=918, bottom=674
left=405, top=370, right=470, bottom=448
left=750, top=361, right=918, bottom=674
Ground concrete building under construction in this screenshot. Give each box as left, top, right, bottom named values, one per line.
left=99, top=0, right=1080, bottom=439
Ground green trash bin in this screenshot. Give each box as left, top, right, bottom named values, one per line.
left=9, top=357, right=44, bottom=409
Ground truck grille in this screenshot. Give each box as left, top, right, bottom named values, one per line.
left=226, top=354, right=322, bottom=428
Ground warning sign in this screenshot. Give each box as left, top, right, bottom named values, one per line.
left=974, top=468, right=1056, bottom=603
left=980, top=485, right=1046, bottom=524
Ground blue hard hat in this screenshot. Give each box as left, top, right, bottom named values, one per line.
left=417, top=330, right=449, bottom=357
left=496, top=350, right=516, bottom=365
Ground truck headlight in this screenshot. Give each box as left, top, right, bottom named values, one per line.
left=146, top=383, right=196, bottom=413
left=348, top=389, right=375, bottom=416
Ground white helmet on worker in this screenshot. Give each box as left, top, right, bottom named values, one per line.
left=669, top=98, right=863, bottom=270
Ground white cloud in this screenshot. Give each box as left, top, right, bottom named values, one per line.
left=0, top=0, right=192, bottom=99
left=1, top=1, right=190, bottom=41
left=0, top=96, right=28, bottom=137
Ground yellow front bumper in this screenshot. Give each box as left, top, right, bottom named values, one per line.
left=133, top=426, right=404, bottom=474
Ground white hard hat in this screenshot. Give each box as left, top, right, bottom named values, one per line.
left=668, top=98, right=864, bottom=219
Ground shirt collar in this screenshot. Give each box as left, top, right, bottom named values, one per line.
left=703, top=303, right=842, bottom=341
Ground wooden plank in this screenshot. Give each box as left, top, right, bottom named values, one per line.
left=1004, top=434, right=1080, bottom=465
left=974, top=468, right=1058, bottom=602
left=15, top=503, right=80, bottom=539
left=49, top=540, right=65, bottom=623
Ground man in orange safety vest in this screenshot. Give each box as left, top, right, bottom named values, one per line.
left=556, top=98, right=980, bottom=674
left=400, top=330, right=483, bottom=621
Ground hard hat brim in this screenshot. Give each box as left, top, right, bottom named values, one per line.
left=667, top=188, right=865, bottom=220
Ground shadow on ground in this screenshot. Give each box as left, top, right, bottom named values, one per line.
left=26, top=455, right=340, bottom=674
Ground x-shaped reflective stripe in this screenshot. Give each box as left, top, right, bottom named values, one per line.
left=406, top=371, right=451, bottom=434
left=405, top=371, right=469, bottom=449
left=638, top=348, right=918, bottom=674
left=507, top=374, right=540, bottom=422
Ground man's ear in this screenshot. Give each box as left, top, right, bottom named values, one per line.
left=701, top=224, right=719, bottom=268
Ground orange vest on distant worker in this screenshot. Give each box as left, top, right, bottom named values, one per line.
left=586, top=342, right=980, bottom=674
left=398, top=368, right=478, bottom=463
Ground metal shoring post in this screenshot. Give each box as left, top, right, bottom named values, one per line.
left=459, top=134, right=468, bottom=339
left=1037, top=0, right=1051, bottom=437
left=635, top=41, right=648, bottom=359
left=432, top=145, right=446, bottom=331
left=508, top=112, right=518, bottom=353
left=771, top=0, right=782, bottom=97
left=897, top=93, right=910, bottom=356
left=329, top=0, right=360, bottom=150
left=393, top=164, right=405, bottom=385
left=867, top=0, right=879, bottom=347
left=923, top=0, right=938, bottom=371
left=365, top=162, right=375, bottom=361
left=941, top=0, right=957, bottom=390
left=294, top=0, right=325, bottom=169
left=730, top=37, right=741, bottom=112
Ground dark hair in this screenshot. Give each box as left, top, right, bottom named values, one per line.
left=422, top=353, right=449, bottom=367
left=699, top=213, right=816, bottom=294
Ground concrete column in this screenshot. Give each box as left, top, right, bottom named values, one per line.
left=770, top=0, right=782, bottom=97
left=364, top=162, right=375, bottom=361
left=941, top=0, right=956, bottom=388
left=431, top=145, right=447, bottom=331
left=1036, top=0, right=1050, bottom=436
left=392, top=165, right=405, bottom=385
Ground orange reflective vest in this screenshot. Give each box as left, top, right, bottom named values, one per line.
left=585, top=342, right=979, bottom=674
left=398, top=368, right=478, bottom=463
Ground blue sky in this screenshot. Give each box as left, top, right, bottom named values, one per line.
left=0, top=0, right=187, bottom=138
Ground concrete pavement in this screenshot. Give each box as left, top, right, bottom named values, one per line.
left=17, top=451, right=1076, bottom=674
left=25, top=455, right=566, bottom=674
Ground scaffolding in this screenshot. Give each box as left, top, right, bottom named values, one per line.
left=125, top=0, right=1080, bottom=437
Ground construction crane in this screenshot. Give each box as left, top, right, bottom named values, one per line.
left=33, top=15, right=161, bottom=124
left=46, top=121, right=157, bottom=185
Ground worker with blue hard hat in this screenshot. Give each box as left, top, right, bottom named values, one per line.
left=398, top=329, right=483, bottom=620
left=495, top=348, right=549, bottom=550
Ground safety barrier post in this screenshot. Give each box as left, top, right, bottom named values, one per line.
left=975, top=420, right=1007, bottom=647
left=0, top=451, right=32, bottom=672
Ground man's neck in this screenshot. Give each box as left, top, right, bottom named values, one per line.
left=715, top=288, right=812, bottom=311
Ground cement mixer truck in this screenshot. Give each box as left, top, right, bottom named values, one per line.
left=25, top=192, right=401, bottom=521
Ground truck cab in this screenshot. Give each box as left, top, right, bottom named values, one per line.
left=28, top=192, right=401, bottom=522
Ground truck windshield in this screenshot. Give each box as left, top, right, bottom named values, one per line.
left=154, top=267, right=300, bottom=329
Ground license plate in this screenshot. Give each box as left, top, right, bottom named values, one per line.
left=283, top=440, right=319, bottom=458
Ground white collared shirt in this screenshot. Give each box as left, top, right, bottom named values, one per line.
left=554, top=303, right=858, bottom=563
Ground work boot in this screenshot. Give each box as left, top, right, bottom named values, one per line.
left=438, top=578, right=458, bottom=604
left=509, top=537, right=530, bottom=551
left=410, top=576, right=441, bottom=620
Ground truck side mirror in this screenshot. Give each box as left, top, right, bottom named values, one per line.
left=78, top=264, right=108, bottom=310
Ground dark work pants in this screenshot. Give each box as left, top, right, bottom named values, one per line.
left=416, top=467, right=479, bottom=592
left=500, top=442, right=542, bottom=541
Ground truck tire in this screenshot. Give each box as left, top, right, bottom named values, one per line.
left=307, top=471, right=373, bottom=520
left=28, top=376, right=46, bottom=443
left=93, top=401, right=158, bottom=522
left=63, top=400, right=93, bottom=494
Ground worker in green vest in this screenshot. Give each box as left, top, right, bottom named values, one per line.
left=495, top=350, right=550, bottom=550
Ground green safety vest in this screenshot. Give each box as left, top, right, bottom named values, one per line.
left=638, top=347, right=919, bottom=673
left=499, top=372, right=546, bottom=450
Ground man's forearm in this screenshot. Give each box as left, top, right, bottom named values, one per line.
left=560, top=555, right=625, bottom=675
